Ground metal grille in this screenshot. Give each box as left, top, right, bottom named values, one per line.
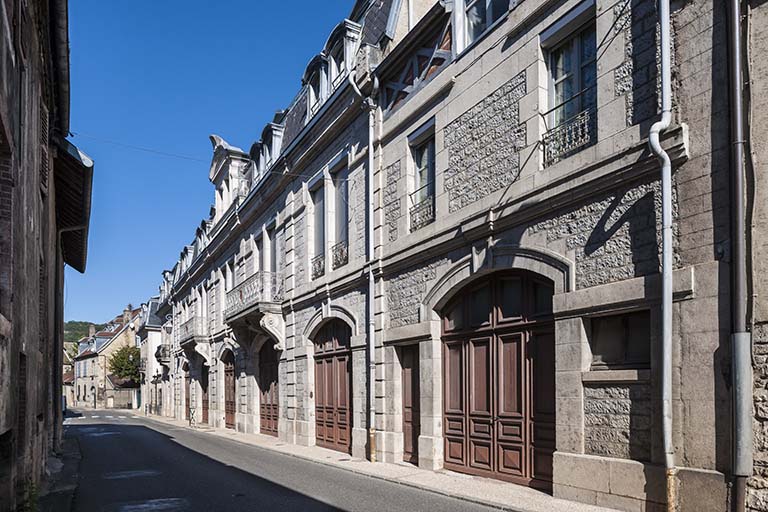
left=542, top=107, right=596, bottom=167
left=224, top=271, right=283, bottom=318
left=331, top=241, right=348, bottom=270
left=312, top=254, right=325, bottom=280
left=409, top=186, right=435, bottom=232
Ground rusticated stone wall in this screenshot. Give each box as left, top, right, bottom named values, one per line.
left=443, top=71, right=527, bottom=213
left=750, top=322, right=768, bottom=511
left=584, top=383, right=652, bottom=461
left=383, top=161, right=402, bottom=242
left=386, top=258, right=449, bottom=328
left=528, top=179, right=678, bottom=289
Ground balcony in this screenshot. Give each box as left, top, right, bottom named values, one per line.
left=154, top=344, right=171, bottom=365
left=178, top=316, right=207, bottom=347
left=542, top=107, right=597, bottom=167
left=409, top=185, right=435, bottom=232
left=225, top=271, right=284, bottom=321
left=331, top=241, right=348, bottom=270
left=311, top=254, right=325, bottom=280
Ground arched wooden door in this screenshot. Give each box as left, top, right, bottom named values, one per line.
left=259, top=342, right=279, bottom=436
left=201, top=365, right=210, bottom=424
left=442, top=272, right=555, bottom=490
left=222, top=351, right=236, bottom=429
left=313, top=320, right=352, bottom=453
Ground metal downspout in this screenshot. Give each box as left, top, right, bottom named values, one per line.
left=348, top=71, right=380, bottom=462
left=648, top=0, right=675, bottom=507
left=728, top=0, right=752, bottom=509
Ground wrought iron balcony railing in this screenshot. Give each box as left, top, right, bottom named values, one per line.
left=331, top=241, right=348, bottom=270
left=409, top=185, right=435, bottom=232
left=542, top=106, right=597, bottom=167
left=311, top=254, right=325, bottom=280
left=179, top=316, right=207, bottom=345
left=225, top=271, right=284, bottom=319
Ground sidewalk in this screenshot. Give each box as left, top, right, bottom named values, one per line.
left=38, top=432, right=81, bottom=512
left=137, top=412, right=616, bottom=512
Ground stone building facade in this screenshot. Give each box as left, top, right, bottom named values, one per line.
left=147, top=0, right=764, bottom=510
left=0, top=0, right=93, bottom=509
left=73, top=307, right=140, bottom=409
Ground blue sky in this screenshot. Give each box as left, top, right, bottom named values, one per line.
left=64, top=1, right=352, bottom=322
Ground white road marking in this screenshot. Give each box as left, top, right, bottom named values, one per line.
left=113, top=498, right=190, bottom=512
left=119, top=416, right=127, bottom=419
left=91, top=415, right=100, bottom=418
left=106, top=415, right=114, bottom=419
left=103, top=469, right=161, bottom=480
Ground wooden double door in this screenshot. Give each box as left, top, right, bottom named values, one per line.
left=259, top=342, right=279, bottom=436
left=201, top=365, right=210, bottom=424
left=223, top=351, right=236, bottom=429
left=184, top=368, right=191, bottom=419
left=314, top=320, right=352, bottom=453
left=442, top=273, right=555, bottom=490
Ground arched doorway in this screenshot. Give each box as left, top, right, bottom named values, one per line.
left=259, top=342, right=279, bottom=436
left=441, top=271, right=555, bottom=490
left=201, top=365, right=210, bottom=425
left=313, top=319, right=352, bottom=453
left=222, top=350, right=236, bottom=429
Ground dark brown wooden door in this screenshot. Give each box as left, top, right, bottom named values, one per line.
left=201, top=365, right=210, bottom=424
left=314, top=320, right=352, bottom=453
left=184, top=369, right=191, bottom=420
left=401, top=344, right=420, bottom=464
left=223, top=351, right=236, bottom=429
left=259, top=342, right=279, bottom=437
left=442, top=273, right=554, bottom=490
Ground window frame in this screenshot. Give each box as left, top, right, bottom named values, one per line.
left=588, top=310, right=652, bottom=370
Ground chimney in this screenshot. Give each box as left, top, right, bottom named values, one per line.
left=123, top=304, right=132, bottom=324
left=88, top=324, right=96, bottom=337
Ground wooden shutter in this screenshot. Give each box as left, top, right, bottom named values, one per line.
left=39, top=103, right=49, bottom=194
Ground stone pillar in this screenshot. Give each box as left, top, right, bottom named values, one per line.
left=351, top=333, right=368, bottom=459
left=418, top=321, right=443, bottom=470
left=378, top=344, right=404, bottom=463
left=293, top=344, right=316, bottom=446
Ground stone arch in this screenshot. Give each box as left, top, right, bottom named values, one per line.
left=215, top=337, right=239, bottom=361
left=422, top=244, right=574, bottom=321
left=302, top=304, right=359, bottom=343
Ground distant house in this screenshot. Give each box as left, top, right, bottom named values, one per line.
left=74, top=305, right=141, bottom=409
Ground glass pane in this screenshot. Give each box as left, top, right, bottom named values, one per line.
left=490, top=0, right=508, bottom=22
left=469, top=284, right=491, bottom=326
left=580, top=25, right=597, bottom=64
left=534, top=281, right=553, bottom=314
left=335, top=171, right=348, bottom=241
left=313, top=187, right=324, bottom=256
left=445, top=301, right=465, bottom=331
left=590, top=315, right=625, bottom=366
left=466, top=0, right=487, bottom=43
left=625, top=311, right=651, bottom=366
left=499, top=278, right=523, bottom=319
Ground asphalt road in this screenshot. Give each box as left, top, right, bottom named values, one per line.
left=65, top=410, right=494, bottom=512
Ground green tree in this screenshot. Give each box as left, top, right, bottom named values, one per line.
left=108, top=346, right=141, bottom=382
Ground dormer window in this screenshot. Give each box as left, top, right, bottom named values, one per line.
left=329, top=41, right=346, bottom=90
left=308, top=69, right=323, bottom=117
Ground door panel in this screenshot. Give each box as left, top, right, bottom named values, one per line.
left=184, top=371, right=191, bottom=420
left=223, top=355, right=236, bottom=429
left=201, top=366, right=210, bottom=424
left=401, top=345, right=420, bottom=464
left=442, top=272, right=555, bottom=489
left=259, top=343, right=279, bottom=436
left=313, top=320, right=352, bottom=454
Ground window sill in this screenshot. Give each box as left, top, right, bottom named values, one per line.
left=581, top=369, right=650, bottom=384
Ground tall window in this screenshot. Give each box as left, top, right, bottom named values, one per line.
left=465, top=0, right=508, bottom=45
left=409, top=135, right=436, bottom=231
left=268, top=228, right=277, bottom=274
left=542, top=19, right=597, bottom=167
left=549, top=22, right=597, bottom=127
left=332, top=168, right=349, bottom=269
left=312, top=185, right=326, bottom=279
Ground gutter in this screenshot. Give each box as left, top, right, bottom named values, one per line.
left=647, top=0, right=676, bottom=506
left=727, top=0, right=752, bottom=509
left=51, top=0, right=70, bottom=134
left=348, top=69, right=379, bottom=462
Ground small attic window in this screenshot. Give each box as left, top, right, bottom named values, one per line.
left=308, top=70, right=323, bottom=117
left=329, top=41, right=346, bottom=90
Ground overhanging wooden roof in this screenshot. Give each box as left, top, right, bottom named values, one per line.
left=54, top=136, right=94, bottom=273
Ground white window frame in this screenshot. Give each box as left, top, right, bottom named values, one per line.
left=454, top=0, right=511, bottom=54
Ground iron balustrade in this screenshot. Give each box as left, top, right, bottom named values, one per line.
left=542, top=89, right=597, bottom=167
left=331, top=240, right=348, bottom=269
left=409, top=184, right=435, bottom=232
left=225, top=271, right=284, bottom=318
left=311, top=254, right=326, bottom=280
left=179, top=316, right=207, bottom=344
